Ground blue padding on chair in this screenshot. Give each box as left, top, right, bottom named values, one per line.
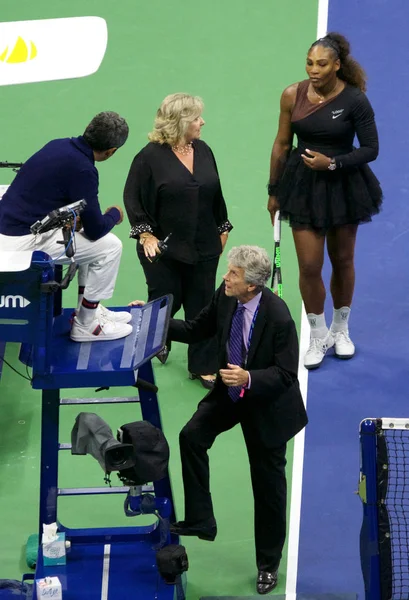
left=0, top=250, right=54, bottom=344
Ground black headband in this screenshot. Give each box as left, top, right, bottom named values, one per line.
left=314, top=37, right=340, bottom=57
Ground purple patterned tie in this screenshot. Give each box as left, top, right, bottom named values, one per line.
left=228, top=304, right=245, bottom=402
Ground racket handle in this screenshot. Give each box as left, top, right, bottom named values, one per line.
left=273, top=210, right=281, bottom=242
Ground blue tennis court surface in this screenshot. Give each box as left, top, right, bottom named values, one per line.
left=296, top=0, right=409, bottom=596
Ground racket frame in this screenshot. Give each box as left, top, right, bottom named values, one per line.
left=271, top=211, right=283, bottom=298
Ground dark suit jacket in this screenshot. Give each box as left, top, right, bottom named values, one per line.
left=168, top=283, right=308, bottom=448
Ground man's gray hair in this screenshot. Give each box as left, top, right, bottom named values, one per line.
left=228, top=245, right=272, bottom=289
left=83, top=111, right=129, bottom=151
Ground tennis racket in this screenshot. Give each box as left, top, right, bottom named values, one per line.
left=271, top=210, right=283, bottom=298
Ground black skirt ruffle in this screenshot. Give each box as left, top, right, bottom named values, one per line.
left=277, top=149, right=383, bottom=232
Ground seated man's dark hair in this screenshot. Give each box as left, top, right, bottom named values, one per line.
left=83, top=111, right=129, bottom=151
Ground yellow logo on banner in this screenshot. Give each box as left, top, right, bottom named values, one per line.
left=0, top=36, right=37, bottom=63
left=0, top=17, right=107, bottom=86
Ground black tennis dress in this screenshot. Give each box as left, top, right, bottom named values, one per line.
left=278, top=80, right=382, bottom=231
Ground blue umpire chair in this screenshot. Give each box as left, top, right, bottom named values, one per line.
left=0, top=223, right=185, bottom=599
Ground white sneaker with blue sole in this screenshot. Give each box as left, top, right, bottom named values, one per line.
left=97, top=303, right=132, bottom=324
left=304, top=331, right=335, bottom=370
left=71, top=316, right=133, bottom=342
left=331, top=329, right=355, bottom=359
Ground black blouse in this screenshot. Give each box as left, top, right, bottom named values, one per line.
left=123, top=139, right=233, bottom=264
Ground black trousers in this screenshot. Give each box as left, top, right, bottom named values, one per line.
left=138, top=249, right=219, bottom=375
left=179, top=392, right=287, bottom=572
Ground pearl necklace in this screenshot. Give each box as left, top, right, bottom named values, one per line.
left=172, top=142, right=193, bottom=156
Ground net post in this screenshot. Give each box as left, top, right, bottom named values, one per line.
left=359, top=418, right=381, bottom=600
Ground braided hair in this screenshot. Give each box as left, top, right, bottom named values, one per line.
left=310, top=32, right=367, bottom=92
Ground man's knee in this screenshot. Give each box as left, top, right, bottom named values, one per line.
left=179, top=420, right=208, bottom=450
left=76, top=231, right=122, bottom=262
left=94, top=232, right=123, bottom=265
left=179, top=423, right=195, bottom=447
left=107, top=233, right=123, bottom=257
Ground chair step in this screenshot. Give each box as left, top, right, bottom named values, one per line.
left=58, top=484, right=154, bottom=496
left=60, top=396, right=139, bottom=405
left=59, top=443, right=72, bottom=450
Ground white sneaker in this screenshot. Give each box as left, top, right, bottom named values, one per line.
left=304, top=332, right=334, bottom=370
left=97, top=304, right=132, bottom=324
left=70, top=316, right=133, bottom=342
left=332, top=329, right=355, bottom=359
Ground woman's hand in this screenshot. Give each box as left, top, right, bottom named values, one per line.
left=140, top=233, right=160, bottom=259
left=128, top=300, right=146, bottom=307
left=267, top=196, right=280, bottom=226
left=301, top=149, right=332, bottom=170
left=220, top=232, right=228, bottom=253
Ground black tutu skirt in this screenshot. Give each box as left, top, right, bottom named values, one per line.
left=277, top=149, right=383, bottom=233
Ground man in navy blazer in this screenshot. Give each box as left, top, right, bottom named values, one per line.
left=168, top=245, right=307, bottom=595
left=0, top=111, right=131, bottom=343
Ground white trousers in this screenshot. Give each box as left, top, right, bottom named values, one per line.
left=0, top=230, right=122, bottom=301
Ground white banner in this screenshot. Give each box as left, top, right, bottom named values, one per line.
left=0, top=16, right=107, bottom=86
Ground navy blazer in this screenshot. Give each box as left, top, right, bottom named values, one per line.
left=168, top=283, right=308, bottom=448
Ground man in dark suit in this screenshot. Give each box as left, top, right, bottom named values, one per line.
left=168, top=245, right=308, bottom=595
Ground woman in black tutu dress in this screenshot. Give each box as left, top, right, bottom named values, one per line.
left=267, top=32, right=382, bottom=370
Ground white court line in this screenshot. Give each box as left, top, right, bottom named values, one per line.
left=101, top=544, right=111, bottom=600
left=285, top=307, right=310, bottom=599
left=316, top=0, right=329, bottom=41
left=285, top=1, right=329, bottom=597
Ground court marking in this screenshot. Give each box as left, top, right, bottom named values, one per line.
left=285, top=0, right=329, bottom=595
left=101, top=543, right=111, bottom=600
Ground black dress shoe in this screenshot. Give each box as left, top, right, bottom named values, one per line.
left=170, top=518, right=217, bottom=541
left=256, top=570, right=278, bottom=594
left=189, top=372, right=216, bottom=389
left=156, top=345, right=170, bottom=364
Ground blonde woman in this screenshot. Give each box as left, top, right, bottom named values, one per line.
left=124, top=93, right=232, bottom=388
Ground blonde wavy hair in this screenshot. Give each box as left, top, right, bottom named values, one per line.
left=148, top=93, right=204, bottom=146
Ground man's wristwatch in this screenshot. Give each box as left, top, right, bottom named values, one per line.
left=328, top=158, right=337, bottom=171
